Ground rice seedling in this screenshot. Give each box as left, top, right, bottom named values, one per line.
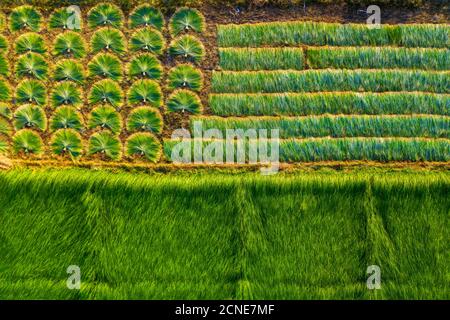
left=169, top=35, right=205, bottom=63
left=129, top=28, right=165, bottom=55
left=15, top=53, right=48, bottom=80
left=0, top=81, right=11, bottom=102
left=211, top=70, right=450, bottom=94
left=219, top=48, right=305, bottom=71
left=167, top=64, right=203, bottom=91
left=88, top=131, right=122, bottom=160
left=129, top=5, right=164, bottom=30
left=217, top=22, right=450, bottom=48
left=90, top=28, right=126, bottom=55
left=125, top=132, right=161, bottom=162
left=50, top=82, right=83, bottom=108
left=0, top=35, right=7, bottom=52
left=0, top=103, right=11, bottom=119
left=88, top=53, right=122, bottom=81
left=88, top=79, right=123, bottom=108
left=87, top=3, right=123, bottom=29
left=9, top=5, right=42, bottom=32
left=0, top=54, right=9, bottom=77
left=209, top=92, right=450, bottom=116
left=48, top=7, right=82, bottom=30
left=0, top=117, right=12, bottom=137
left=53, top=60, right=85, bottom=83
left=50, top=106, right=83, bottom=131
left=126, top=107, right=162, bottom=133
left=127, top=80, right=162, bottom=107
left=169, top=7, right=205, bottom=36
left=307, top=47, right=450, bottom=70
left=192, top=115, right=450, bottom=139
left=53, top=31, right=87, bottom=58
left=16, top=80, right=46, bottom=106
left=88, top=105, right=122, bottom=134
left=15, top=33, right=46, bottom=54
left=13, top=104, right=47, bottom=131
left=128, top=54, right=162, bottom=80
left=12, top=129, right=43, bottom=155
left=50, top=129, right=83, bottom=158
left=166, top=89, right=202, bottom=114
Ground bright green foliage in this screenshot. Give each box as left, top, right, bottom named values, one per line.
left=212, top=70, right=450, bottom=93
left=13, top=104, right=47, bottom=131
left=88, top=131, right=122, bottom=160
left=0, top=54, right=9, bottom=77
left=12, top=129, right=43, bottom=155
left=50, top=106, right=83, bottom=131
left=0, top=137, right=7, bottom=153
left=0, top=81, right=11, bottom=102
left=88, top=79, right=123, bottom=108
left=90, top=28, right=126, bottom=55
left=209, top=92, right=450, bottom=116
left=0, top=103, right=12, bottom=119
left=49, top=7, right=82, bottom=30
left=219, top=48, right=305, bottom=71
left=169, top=35, right=205, bottom=63
left=53, top=31, right=87, bottom=58
left=169, top=7, right=205, bottom=36
left=51, top=82, right=83, bottom=109
left=16, top=80, right=46, bottom=106
left=129, top=28, right=165, bottom=55
left=307, top=47, right=450, bottom=70
left=0, top=117, right=12, bottom=137
left=50, top=129, right=83, bottom=158
left=167, top=64, right=203, bottom=91
left=0, top=35, right=7, bottom=52
left=88, top=105, right=122, bottom=134
left=9, top=6, right=42, bottom=32
left=126, top=132, right=161, bottom=162
left=15, top=33, right=46, bottom=54
left=166, top=89, right=202, bottom=114
left=53, top=60, right=85, bottom=83
left=129, top=5, right=164, bottom=30
left=128, top=54, right=162, bottom=80
left=88, top=53, right=123, bottom=81
left=87, top=3, right=123, bottom=29
left=127, top=80, right=162, bottom=107
left=126, top=107, right=162, bottom=134
left=15, top=53, right=48, bottom=80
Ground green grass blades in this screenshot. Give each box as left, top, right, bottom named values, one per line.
left=13, top=104, right=47, bottom=132
left=53, top=60, right=85, bottom=83
left=167, top=64, right=203, bottom=92
left=169, top=35, right=205, bottom=64
left=169, top=7, right=205, bottom=36
left=88, top=105, right=122, bottom=134
left=88, top=53, right=123, bottom=81
left=90, top=28, right=126, bottom=56
left=87, top=3, right=123, bottom=29
left=0, top=117, right=12, bottom=137
left=128, top=53, right=162, bottom=80
left=50, top=129, right=83, bottom=158
left=192, top=115, right=450, bottom=139
left=126, top=106, right=162, bottom=134
left=53, top=31, right=87, bottom=59
left=0, top=136, right=7, bottom=153
left=0, top=103, right=12, bottom=120
left=15, top=33, right=46, bottom=54
left=0, top=80, right=11, bottom=102
left=9, top=5, right=42, bottom=32
left=0, top=35, right=7, bottom=52
left=129, top=5, right=164, bottom=30
left=217, top=22, right=450, bottom=48
left=15, top=53, right=48, bottom=80
left=88, top=79, right=123, bottom=108
left=209, top=92, right=450, bottom=116
left=49, top=7, right=82, bottom=30
left=88, top=131, right=122, bottom=160
left=0, top=54, right=9, bottom=77
left=307, top=47, right=450, bottom=70
left=125, top=132, right=161, bottom=162
left=166, top=89, right=202, bottom=114
left=211, top=70, right=450, bottom=93
left=127, top=79, right=162, bottom=107
left=16, top=80, right=46, bottom=106
left=50, top=106, right=84, bottom=131
left=51, top=82, right=83, bottom=109
left=12, top=129, right=43, bottom=155
left=219, top=48, right=305, bottom=71
left=129, top=28, right=165, bottom=55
